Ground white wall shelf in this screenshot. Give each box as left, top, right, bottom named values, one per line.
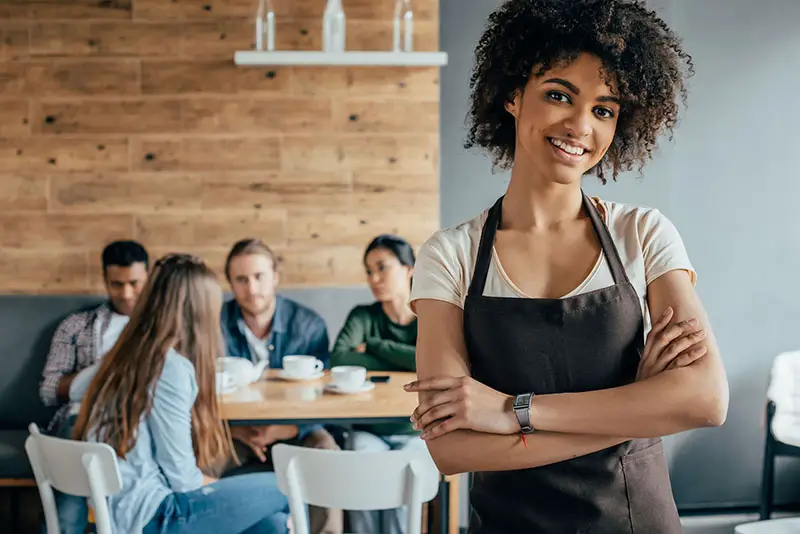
left=234, top=51, right=448, bottom=67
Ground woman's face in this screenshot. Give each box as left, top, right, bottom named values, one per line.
left=506, top=52, right=621, bottom=185
left=364, top=248, right=413, bottom=303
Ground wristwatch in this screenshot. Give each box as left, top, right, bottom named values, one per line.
left=513, top=393, right=535, bottom=433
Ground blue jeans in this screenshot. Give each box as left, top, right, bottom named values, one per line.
left=41, top=415, right=90, bottom=534
left=142, top=473, right=290, bottom=534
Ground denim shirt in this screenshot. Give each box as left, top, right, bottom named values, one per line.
left=89, top=350, right=204, bottom=534
left=220, top=296, right=331, bottom=440
left=220, top=296, right=331, bottom=369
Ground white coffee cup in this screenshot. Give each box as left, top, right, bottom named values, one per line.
left=330, top=365, right=367, bottom=390
left=215, top=371, right=235, bottom=392
left=283, top=355, right=324, bottom=378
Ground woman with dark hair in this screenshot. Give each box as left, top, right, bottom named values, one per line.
left=332, top=234, right=417, bottom=374
left=403, top=1, right=729, bottom=532
left=331, top=235, right=421, bottom=533
left=74, top=254, right=290, bottom=534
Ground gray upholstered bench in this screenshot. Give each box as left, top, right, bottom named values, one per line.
left=0, top=295, right=106, bottom=485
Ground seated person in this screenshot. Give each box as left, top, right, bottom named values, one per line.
left=73, top=253, right=290, bottom=534
left=38, top=240, right=149, bottom=534
left=331, top=235, right=422, bottom=534
left=219, top=238, right=342, bottom=534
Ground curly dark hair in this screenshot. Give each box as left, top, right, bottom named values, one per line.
left=466, top=0, right=693, bottom=182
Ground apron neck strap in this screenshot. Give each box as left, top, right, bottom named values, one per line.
left=468, top=196, right=503, bottom=298
left=467, top=193, right=631, bottom=298
left=581, top=194, right=630, bottom=286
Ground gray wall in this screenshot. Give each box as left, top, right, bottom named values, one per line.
left=441, top=0, right=800, bottom=512
left=280, top=286, right=373, bottom=341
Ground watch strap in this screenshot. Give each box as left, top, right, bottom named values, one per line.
left=513, top=392, right=535, bottom=434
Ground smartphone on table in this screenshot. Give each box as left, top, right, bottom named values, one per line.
left=369, top=375, right=391, bottom=383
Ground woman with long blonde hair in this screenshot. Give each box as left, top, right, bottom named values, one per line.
left=74, top=253, right=290, bottom=534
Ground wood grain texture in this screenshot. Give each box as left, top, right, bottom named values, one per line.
left=291, top=0, right=438, bottom=19
left=0, top=100, right=30, bottom=136
left=0, top=250, right=88, bottom=293
left=134, top=0, right=294, bottom=21
left=50, top=172, right=204, bottom=213
left=287, top=209, right=437, bottom=248
left=200, top=171, right=353, bottom=210
left=15, top=60, right=141, bottom=97
left=1, top=1, right=132, bottom=20
left=0, top=214, right=134, bottom=248
left=27, top=0, right=132, bottom=19
left=31, top=22, right=182, bottom=58
left=135, top=210, right=286, bottom=248
left=281, top=134, right=437, bottom=173
left=142, top=60, right=291, bottom=95
left=290, top=67, right=440, bottom=99
left=0, top=137, right=129, bottom=172
left=131, top=136, right=281, bottom=171
left=180, top=20, right=253, bottom=59
left=0, top=478, right=36, bottom=487
left=0, top=173, right=48, bottom=212
left=181, top=96, right=332, bottom=134
left=0, top=23, right=29, bottom=61
left=334, top=100, right=439, bottom=133
left=347, top=20, right=439, bottom=52
left=0, top=0, right=440, bottom=292
left=35, top=99, right=182, bottom=134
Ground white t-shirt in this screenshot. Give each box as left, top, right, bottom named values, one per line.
left=96, top=312, right=129, bottom=358
left=410, top=198, right=696, bottom=335
left=243, top=324, right=270, bottom=365
left=70, top=311, right=129, bottom=413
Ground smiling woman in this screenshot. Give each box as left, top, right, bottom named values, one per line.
left=405, top=1, right=728, bottom=533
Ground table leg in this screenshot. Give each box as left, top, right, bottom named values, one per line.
left=341, top=424, right=354, bottom=533
left=339, top=424, right=355, bottom=451
left=439, top=476, right=450, bottom=534
left=447, top=475, right=460, bottom=534
left=10, top=488, right=20, bottom=533
left=467, top=472, right=474, bottom=526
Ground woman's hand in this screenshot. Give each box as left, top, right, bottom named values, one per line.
left=230, top=425, right=270, bottom=462
left=354, top=343, right=367, bottom=353
left=230, top=425, right=297, bottom=462
left=637, top=306, right=707, bottom=381
left=404, top=376, right=519, bottom=440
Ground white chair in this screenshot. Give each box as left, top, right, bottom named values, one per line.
left=24, top=423, right=122, bottom=534
left=735, top=517, right=800, bottom=533
left=761, top=352, right=800, bottom=519
left=272, top=443, right=440, bottom=534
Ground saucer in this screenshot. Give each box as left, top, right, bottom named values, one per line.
left=323, top=381, right=376, bottom=395
left=277, top=370, right=325, bottom=382
left=218, top=383, right=239, bottom=395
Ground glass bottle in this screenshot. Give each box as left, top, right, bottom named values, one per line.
left=393, top=0, right=414, bottom=52
left=323, top=0, right=346, bottom=53
left=255, top=0, right=276, bottom=51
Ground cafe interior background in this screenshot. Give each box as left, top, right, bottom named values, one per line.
left=0, top=0, right=798, bottom=533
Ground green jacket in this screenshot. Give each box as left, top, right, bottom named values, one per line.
left=332, top=302, right=418, bottom=436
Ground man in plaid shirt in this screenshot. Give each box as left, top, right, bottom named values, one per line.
left=38, top=240, right=149, bottom=534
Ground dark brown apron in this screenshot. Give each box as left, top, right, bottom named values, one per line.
left=464, top=194, right=682, bottom=534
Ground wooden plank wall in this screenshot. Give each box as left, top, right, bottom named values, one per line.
left=0, top=0, right=441, bottom=293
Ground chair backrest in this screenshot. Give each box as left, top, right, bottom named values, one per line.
left=736, top=517, right=800, bottom=533
left=25, top=423, right=123, bottom=534
left=272, top=444, right=440, bottom=534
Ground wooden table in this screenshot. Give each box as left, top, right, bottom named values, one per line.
left=220, top=370, right=417, bottom=425
left=219, top=370, right=459, bottom=534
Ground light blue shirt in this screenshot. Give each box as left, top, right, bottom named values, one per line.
left=89, top=350, right=204, bottom=533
